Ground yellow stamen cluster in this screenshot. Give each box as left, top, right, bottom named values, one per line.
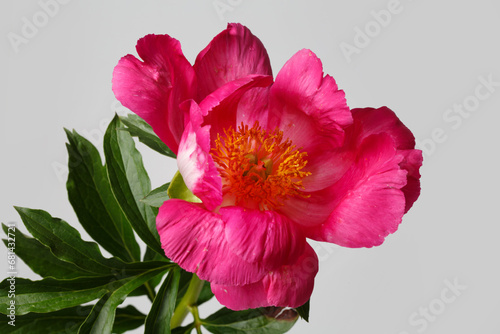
left=211, top=122, right=311, bottom=210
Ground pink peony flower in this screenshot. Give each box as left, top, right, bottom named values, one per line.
left=112, top=23, right=422, bottom=310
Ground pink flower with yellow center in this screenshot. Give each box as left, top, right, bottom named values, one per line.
left=112, top=23, right=422, bottom=310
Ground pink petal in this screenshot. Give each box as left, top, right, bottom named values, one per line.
left=298, top=114, right=366, bottom=193
left=309, top=133, right=409, bottom=247
left=277, top=128, right=361, bottom=227
left=194, top=23, right=273, bottom=101
left=273, top=157, right=353, bottom=230
left=277, top=127, right=359, bottom=226
left=264, top=243, right=318, bottom=307
left=211, top=280, right=268, bottom=311
left=211, top=243, right=318, bottom=310
left=278, top=186, right=337, bottom=228
left=300, top=145, right=355, bottom=192
left=351, top=107, right=416, bottom=149
left=112, top=34, right=196, bottom=155
left=288, top=107, right=422, bottom=232
left=263, top=49, right=353, bottom=193
left=177, top=100, right=222, bottom=211
left=399, top=149, right=423, bottom=212
left=351, top=107, right=423, bottom=212
left=221, top=207, right=306, bottom=270
left=157, top=199, right=265, bottom=285
left=199, top=75, right=273, bottom=145
left=269, top=49, right=352, bottom=153
left=235, top=86, right=271, bottom=129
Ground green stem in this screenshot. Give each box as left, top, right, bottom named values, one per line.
left=191, top=305, right=203, bottom=334
left=170, top=274, right=204, bottom=328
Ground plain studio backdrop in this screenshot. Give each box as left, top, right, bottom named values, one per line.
left=1, top=1, right=499, bottom=333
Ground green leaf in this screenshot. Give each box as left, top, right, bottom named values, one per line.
left=104, top=115, right=162, bottom=255
left=0, top=304, right=145, bottom=334
left=0, top=264, right=171, bottom=315
left=14, top=207, right=125, bottom=275
left=78, top=265, right=166, bottom=334
left=167, top=171, right=201, bottom=203
left=171, top=324, right=195, bottom=334
left=78, top=294, right=111, bottom=333
left=144, top=244, right=168, bottom=262
left=0, top=306, right=87, bottom=333
left=142, top=182, right=171, bottom=208
left=145, top=267, right=181, bottom=333
left=120, top=113, right=176, bottom=158
left=0, top=276, right=112, bottom=316
left=139, top=246, right=169, bottom=294
left=295, top=299, right=310, bottom=322
left=65, top=129, right=140, bottom=262
left=13, top=207, right=165, bottom=301
left=2, top=224, right=95, bottom=279
left=113, top=305, right=148, bottom=334
left=127, top=248, right=169, bottom=299
left=202, top=307, right=298, bottom=334
left=108, top=260, right=168, bottom=302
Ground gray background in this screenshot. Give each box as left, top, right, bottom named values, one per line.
left=1, top=0, right=499, bottom=333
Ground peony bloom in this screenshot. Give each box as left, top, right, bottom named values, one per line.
left=112, top=23, right=422, bottom=310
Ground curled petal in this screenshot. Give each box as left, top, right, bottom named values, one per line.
left=112, top=34, right=196, bottom=154
left=351, top=107, right=423, bottom=211
left=177, top=100, right=222, bottom=211
left=399, top=149, right=423, bottom=212
left=221, top=207, right=306, bottom=270
left=288, top=107, right=422, bottom=230
left=211, top=243, right=318, bottom=310
left=351, top=107, right=416, bottom=149
left=157, top=199, right=265, bottom=285
left=309, top=134, right=409, bottom=247
left=194, top=23, right=273, bottom=100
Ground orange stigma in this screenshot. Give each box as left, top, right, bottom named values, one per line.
left=211, top=122, right=311, bottom=210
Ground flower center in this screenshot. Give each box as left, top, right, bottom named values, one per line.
left=211, top=122, right=311, bottom=210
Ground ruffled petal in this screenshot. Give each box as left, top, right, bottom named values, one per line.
left=157, top=199, right=265, bottom=285
left=112, top=34, right=196, bottom=154
left=308, top=133, right=408, bottom=247
left=211, top=243, right=318, bottom=310
left=268, top=49, right=352, bottom=153
left=221, top=207, right=306, bottom=270
left=194, top=23, right=273, bottom=101
left=177, top=100, right=222, bottom=211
